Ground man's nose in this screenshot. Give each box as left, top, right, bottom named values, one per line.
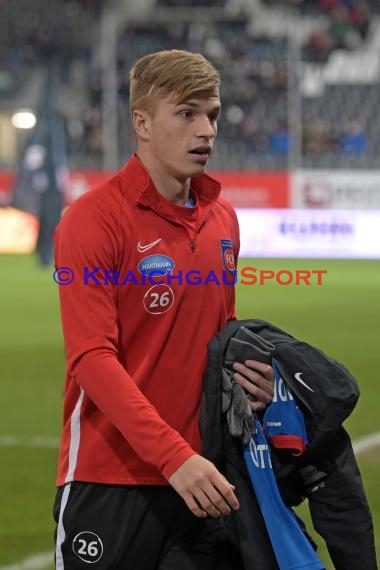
left=197, top=116, right=216, bottom=139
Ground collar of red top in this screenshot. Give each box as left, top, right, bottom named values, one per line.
left=118, top=153, right=222, bottom=211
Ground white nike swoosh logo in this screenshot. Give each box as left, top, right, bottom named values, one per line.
left=294, top=372, right=314, bottom=392
left=137, top=238, right=162, bottom=253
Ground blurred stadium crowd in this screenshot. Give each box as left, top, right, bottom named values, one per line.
left=0, top=0, right=379, bottom=171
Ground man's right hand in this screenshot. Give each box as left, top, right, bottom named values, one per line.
left=168, top=454, right=240, bottom=519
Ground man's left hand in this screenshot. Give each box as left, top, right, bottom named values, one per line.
left=232, top=360, right=274, bottom=412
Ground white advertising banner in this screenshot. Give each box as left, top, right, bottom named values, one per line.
left=292, top=170, right=380, bottom=209
left=237, top=208, right=380, bottom=258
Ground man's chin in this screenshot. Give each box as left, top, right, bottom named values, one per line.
left=187, top=160, right=209, bottom=177
left=172, top=157, right=209, bottom=180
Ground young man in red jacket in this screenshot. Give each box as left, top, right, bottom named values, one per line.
left=53, top=49, right=274, bottom=569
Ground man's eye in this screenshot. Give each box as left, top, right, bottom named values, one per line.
left=180, top=111, right=193, bottom=119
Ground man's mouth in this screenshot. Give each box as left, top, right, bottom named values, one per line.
left=188, top=146, right=212, bottom=161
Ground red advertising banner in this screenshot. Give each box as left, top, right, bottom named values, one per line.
left=0, top=172, right=15, bottom=206
left=0, top=169, right=290, bottom=209
left=211, top=171, right=289, bottom=208
left=67, top=171, right=113, bottom=205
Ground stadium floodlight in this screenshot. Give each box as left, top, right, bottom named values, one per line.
left=11, top=110, right=37, bottom=129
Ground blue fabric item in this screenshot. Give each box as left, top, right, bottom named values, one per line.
left=186, top=191, right=195, bottom=207
left=269, top=130, right=290, bottom=155
left=244, top=417, right=325, bottom=569
left=338, top=131, right=367, bottom=154
left=263, top=360, right=308, bottom=456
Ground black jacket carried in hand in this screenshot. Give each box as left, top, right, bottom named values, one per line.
left=200, top=318, right=377, bottom=570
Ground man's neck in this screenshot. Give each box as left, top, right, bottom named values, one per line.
left=136, top=151, right=191, bottom=206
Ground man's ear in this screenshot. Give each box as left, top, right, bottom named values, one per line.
left=133, top=109, right=151, bottom=142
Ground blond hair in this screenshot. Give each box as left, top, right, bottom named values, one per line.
left=129, top=49, right=220, bottom=115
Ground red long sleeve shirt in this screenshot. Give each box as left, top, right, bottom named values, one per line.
left=54, top=154, right=240, bottom=486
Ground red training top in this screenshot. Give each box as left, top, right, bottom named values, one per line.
left=54, top=154, right=240, bottom=486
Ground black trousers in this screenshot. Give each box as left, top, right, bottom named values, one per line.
left=53, top=482, right=229, bottom=570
